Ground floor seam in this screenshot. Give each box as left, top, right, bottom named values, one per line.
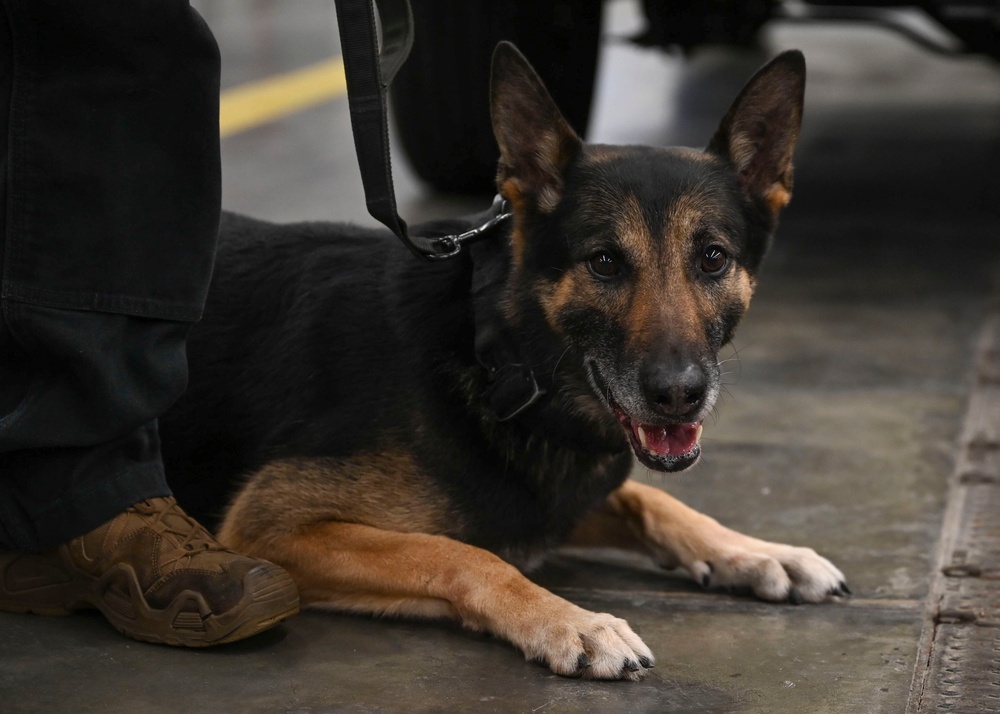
left=906, top=300, right=1000, bottom=713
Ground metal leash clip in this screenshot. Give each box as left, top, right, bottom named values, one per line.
left=427, top=195, right=513, bottom=261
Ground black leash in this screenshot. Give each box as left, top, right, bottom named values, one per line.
left=333, top=0, right=543, bottom=421
left=332, top=0, right=511, bottom=261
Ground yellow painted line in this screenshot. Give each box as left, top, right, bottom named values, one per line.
left=219, top=56, right=347, bottom=138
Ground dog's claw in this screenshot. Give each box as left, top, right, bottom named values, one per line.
left=576, top=652, right=592, bottom=672
left=829, top=581, right=852, bottom=598
left=788, top=587, right=804, bottom=605
left=639, top=656, right=655, bottom=669
left=701, top=573, right=711, bottom=588
left=623, top=658, right=641, bottom=673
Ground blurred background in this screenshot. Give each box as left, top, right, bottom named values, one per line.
left=192, top=0, right=1000, bottom=228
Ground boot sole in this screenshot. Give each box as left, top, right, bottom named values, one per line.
left=0, top=551, right=299, bottom=647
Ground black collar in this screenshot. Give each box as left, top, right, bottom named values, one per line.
left=469, top=230, right=545, bottom=422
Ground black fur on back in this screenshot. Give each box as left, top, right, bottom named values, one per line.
left=161, top=211, right=632, bottom=558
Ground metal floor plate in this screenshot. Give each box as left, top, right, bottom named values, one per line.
left=909, top=308, right=1000, bottom=712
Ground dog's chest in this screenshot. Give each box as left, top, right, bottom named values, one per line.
left=440, top=431, right=633, bottom=555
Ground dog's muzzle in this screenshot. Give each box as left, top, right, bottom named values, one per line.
left=586, top=361, right=705, bottom=473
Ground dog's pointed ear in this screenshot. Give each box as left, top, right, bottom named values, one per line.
left=490, top=41, right=582, bottom=214
left=707, top=50, right=806, bottom=216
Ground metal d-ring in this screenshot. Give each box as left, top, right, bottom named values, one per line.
left=427, top=195, right=512, bottom=261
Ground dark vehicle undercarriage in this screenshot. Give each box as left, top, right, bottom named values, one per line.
left=392, top=0, right=999, bottom=192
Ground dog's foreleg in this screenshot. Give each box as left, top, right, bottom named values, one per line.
left=569, top=479, right=848, bottom=603
left=226, top=521, right=654, bottom=680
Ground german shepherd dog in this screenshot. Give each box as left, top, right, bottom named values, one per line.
left=161, top=43, right=847, bottom=680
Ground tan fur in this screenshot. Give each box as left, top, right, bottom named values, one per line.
left=536, top=183, right=754, bottom=354
left=218, top=452, right=455, bottom=550
left=223, top=508, right=653, bottom=680
left=535, top=191, right=636, bottom=335
left=532, top=131, right=568, bottom=214
left=616, top=193, right=654, bottom=262
left=567, top=480, right=845, bottom=602
left=652, top=192, right=710, bottom=343
left=733, top=267, right=755, bottom=311
left=500, top=177, right=528, bottom=270
left=539, top=268, right=580, bottom=334
left=765, top=180, right=793, bottom=213
left=622, top=191, right=713, bottom=353
left=721, top=93, right=800, bottom=216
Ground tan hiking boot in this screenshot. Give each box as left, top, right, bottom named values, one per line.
left=0, top=496, right=299, bottom=646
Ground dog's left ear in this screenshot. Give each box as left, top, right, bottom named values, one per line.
left=707, top=51, right=806, bottom=216
left=490, top=41, right=582, bottom=214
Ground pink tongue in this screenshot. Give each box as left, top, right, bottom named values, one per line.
left=634, top=422, right=699, bottom=456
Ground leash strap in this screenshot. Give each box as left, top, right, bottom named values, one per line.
left=332, top=0, right=510, bottom=261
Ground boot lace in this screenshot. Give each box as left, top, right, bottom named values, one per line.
left=131, top=498, right=223, bottom=571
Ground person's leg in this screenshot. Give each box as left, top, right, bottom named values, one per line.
left=0, top=0, right=220, bottom=551
left=0, top=0, right=298, bottom=644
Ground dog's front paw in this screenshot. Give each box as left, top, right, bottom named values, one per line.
left=684, top=533, right=849, bottom=603
left=524, top=606, right=655, bottom=681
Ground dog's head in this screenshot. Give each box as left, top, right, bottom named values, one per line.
left=488, top=42, right=805, bottom=473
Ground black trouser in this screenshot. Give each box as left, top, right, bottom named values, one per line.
left=0, top=0, right=221, bottom=551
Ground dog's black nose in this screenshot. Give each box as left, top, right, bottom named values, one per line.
left=641, top=361, right=708, bottom=417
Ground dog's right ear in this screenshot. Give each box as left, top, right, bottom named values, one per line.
left=490, top=42, right=582, bottom=215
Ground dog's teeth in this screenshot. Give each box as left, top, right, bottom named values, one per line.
left=636, top=425, right=649, bottom=449
left=695, top=423, right=703, bottom=443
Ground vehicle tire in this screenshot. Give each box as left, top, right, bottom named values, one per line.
left=390, top=0, right=602, bottom=194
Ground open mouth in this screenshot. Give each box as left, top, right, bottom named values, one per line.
left=614, top=405, right=703, bottom=472
left=586, top=360, right=703, bottom=472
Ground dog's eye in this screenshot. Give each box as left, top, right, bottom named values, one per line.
left=700, top=246, right=729, bottom=276
left=588, top=251, right=620, bottom=279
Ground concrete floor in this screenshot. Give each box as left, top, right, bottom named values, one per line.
left=3, top=2, right=1000, bottom=712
